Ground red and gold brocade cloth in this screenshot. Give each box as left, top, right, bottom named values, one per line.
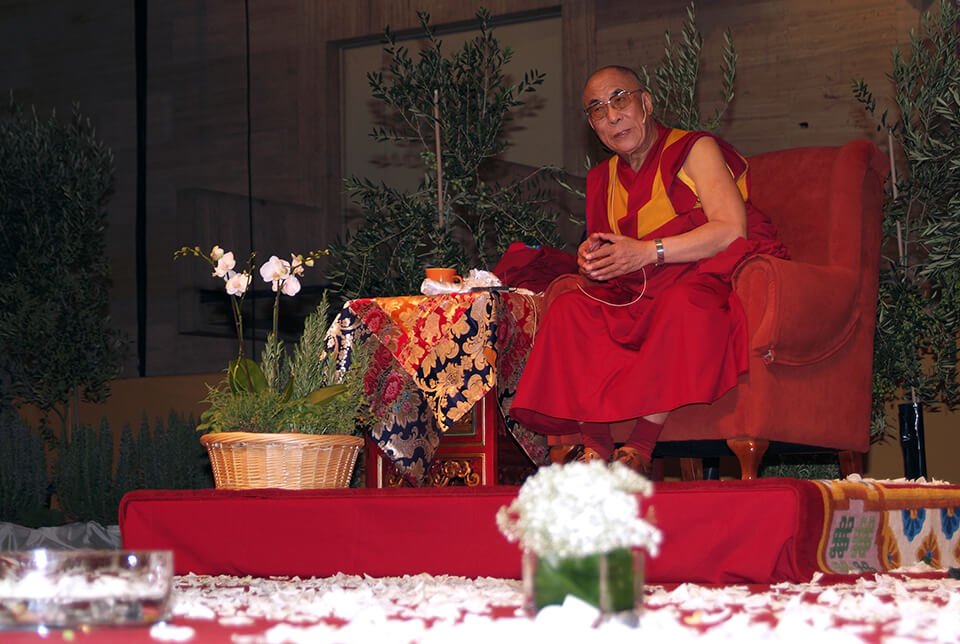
left=813, top=478, right=960, bottom=574
left=324, top=291, right=549, bottom=483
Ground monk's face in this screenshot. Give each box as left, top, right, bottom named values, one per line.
left=582, top=68, right=654, bottom=159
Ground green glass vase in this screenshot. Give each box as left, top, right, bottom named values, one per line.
left=522, top=547, right=644, bottom=620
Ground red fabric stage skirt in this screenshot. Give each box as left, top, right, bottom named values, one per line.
left=120, top=479, right=827, bottom=584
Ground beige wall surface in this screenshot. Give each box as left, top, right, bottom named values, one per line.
left=1, top=0, right=957, bottom=482
left=585, top=0, right=919, bottom=160
left=865, top=405, right=959, bottom=483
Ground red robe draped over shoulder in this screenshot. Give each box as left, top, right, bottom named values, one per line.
left=510, top=125, right=787, bottom=435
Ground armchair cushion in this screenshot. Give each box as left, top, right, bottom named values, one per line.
left=735, top=256, right=860, bottom=366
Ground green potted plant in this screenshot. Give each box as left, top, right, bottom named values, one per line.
left=175, top=245, right=371, bottom=489
left=853, top=0, right=960, bottom=478
left=0, top=100, right=126, bottom=446
left=327, top=8, right=564, bottom=300
left=497, top=461, right=660, bottom=618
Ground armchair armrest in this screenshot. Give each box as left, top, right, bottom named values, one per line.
left=734, top=255, right=860, bottom=366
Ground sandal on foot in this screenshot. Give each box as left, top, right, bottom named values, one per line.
left=565, top=444, right=606, bottom=464
left=610, top=446, right=652, bottom=476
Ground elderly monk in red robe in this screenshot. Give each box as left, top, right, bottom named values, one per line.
left=510, top=65, right=786, bottom=475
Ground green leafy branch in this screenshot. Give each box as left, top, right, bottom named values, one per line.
left=0, top=99, right=126, bottom=441
left=641, top=2, right=737, bottom=132
left=328, top=8, right=562, bottom=300
left=853, top=0, right=960, bottom=438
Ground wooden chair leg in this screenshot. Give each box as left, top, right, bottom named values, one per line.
left=679, top=457, right=703, bottom=481
left=726, top=438, right=769, bottom=480
left=838, top=450, right=864, bottom=477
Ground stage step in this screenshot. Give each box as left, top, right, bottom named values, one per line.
left=120, top=478, right=960, bottom=584
left=121, top=479, right=834, bottom=583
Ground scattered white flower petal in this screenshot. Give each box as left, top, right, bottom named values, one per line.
left=149, top=621, right=195, bottom=641
left=153, top=571, right=960, bottom=643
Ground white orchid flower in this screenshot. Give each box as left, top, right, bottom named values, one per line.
left=280, top=275, right=301, bottom=297
left=291, top=254, right=306, bottom=277
left=224, top=270, right=251, bottom=296
left=259, top=255, right=291, bottom=288
left=210, top=245, right=225, bottom=261
left=212, top=251, right=236, bottom=278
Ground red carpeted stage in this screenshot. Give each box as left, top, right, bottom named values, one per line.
left=119, top=477, right=960, bottom=584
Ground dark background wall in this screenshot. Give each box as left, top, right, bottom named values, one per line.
left=0, top=0, right=923, bottom=377
left=2, top=0, right=952, bottom=481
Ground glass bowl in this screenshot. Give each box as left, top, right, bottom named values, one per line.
left=0, top=549, right=173, bottom=629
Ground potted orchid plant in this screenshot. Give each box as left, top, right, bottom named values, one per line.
left=174, top=245, right=371, bottom=489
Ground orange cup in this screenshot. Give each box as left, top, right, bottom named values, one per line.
left=425, top=267, right=462, bottom=284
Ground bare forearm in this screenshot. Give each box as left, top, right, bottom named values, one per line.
left=652, top=219, right=745, bottom=266
left=579, top=220, right=743, bottom=282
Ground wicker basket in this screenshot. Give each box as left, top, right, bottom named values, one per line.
left=200, top=432, right=363, bottom=490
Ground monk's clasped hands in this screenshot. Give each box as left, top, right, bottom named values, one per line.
left=578, top=232, right=650, bottom=282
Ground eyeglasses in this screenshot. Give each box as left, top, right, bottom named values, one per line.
left=583, top=89, right=642, bottom=122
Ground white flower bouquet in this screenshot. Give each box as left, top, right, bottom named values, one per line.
left=497, top=461, right=661, bottom=616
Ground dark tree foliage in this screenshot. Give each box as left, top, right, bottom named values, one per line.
left=0, top=399, right=50, bottom=525
left=53, top=414, right=216, bottom=525
left=56, top=419, right=118, bottom=525
left=853, top=0, right=960, bottom=439
left=137, top=413, right=214, bottom=490
left=0, top=100, right=126, bottom=435
left=328, top=9, right=564, bottom=300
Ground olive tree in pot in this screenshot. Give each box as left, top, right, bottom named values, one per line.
left=0, top=100, right=126, bottom=511
left=327, top=8, right=565, bottom=300
left=853, top=0, right=960, bottom=479
left=641, top=2, right=737, bottom=134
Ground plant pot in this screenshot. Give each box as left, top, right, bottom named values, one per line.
left=521, top=548, right=644, bottom=623
left=199, top=432, right=363, bottom=490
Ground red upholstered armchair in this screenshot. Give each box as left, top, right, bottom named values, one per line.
left=549, top=139, right=886, bottom=479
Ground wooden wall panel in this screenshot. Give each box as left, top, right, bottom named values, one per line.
left=0, top=1, right=139, bottom=374
left=3, top=0, right=958, bottom=481
left=317, top=0, right=557, bottom=39
left=588, top=0, right=920, bottom=156
left=561, top=0, right=598, bottom=173
left=0, top=0, right=930, bottom=377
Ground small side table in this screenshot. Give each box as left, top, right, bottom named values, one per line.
left=326, top=290, right=548, bottom=486
left=364, top=391, right=536, bottom=487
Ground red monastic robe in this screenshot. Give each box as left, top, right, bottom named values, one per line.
left=510, top=125, right=787, bottom=435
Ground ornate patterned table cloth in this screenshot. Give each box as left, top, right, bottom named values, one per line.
left=324, top=290, right=549, bottom=483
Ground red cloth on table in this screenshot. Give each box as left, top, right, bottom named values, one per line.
left=511, top=126, right=787, bottom=434
left=491, top=240, right=578, bottom=293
